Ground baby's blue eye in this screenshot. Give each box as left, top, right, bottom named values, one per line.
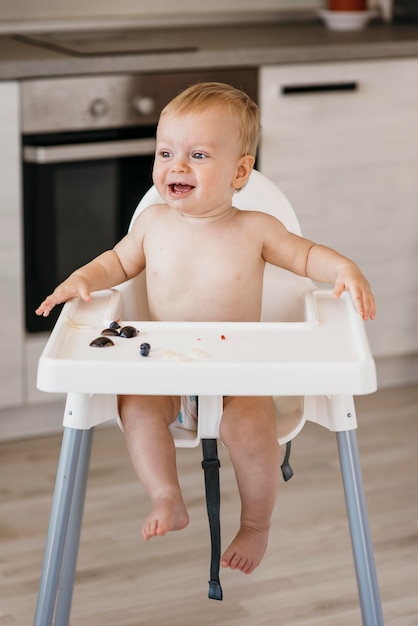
left=193, top=152, right=206, bottom=160
left=159, top=150, right=171, bottom=158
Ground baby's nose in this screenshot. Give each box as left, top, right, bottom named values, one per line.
left=171, top=156, right=188, bottom=172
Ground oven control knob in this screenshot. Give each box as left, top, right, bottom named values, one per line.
left=134, top=96, right=156, bottom=117
left=90, top=98, right=109, bottom=117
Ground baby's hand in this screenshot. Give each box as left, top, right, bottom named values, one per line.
left=35, top=275, right=91, bottom=318
left=333, top=263, right=376, bottom=321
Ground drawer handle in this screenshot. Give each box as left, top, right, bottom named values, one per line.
left=281, top=81, right=358, bottom=95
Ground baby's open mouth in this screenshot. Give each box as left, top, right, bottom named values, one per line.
left=169, top=183, right=194, bottom=194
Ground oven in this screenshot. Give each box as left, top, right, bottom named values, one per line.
left=21, top=69, right=258, bottom=333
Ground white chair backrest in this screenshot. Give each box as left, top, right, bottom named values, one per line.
left=119, top=170, right=313, bottom=322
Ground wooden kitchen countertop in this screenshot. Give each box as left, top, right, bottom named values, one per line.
left=1, top=19, right=418, bottom=80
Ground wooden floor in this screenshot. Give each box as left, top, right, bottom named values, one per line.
left=1, top=385, right=417, bottom=626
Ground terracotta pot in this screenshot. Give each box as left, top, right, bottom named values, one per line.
left=327, top=0, right=367, bottom=10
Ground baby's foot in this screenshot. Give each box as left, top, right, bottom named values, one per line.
left=220, top=525, right=269, bottom=574
left=142, top=495, right=189, bottom=541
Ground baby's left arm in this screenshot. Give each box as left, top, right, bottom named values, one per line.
left=306, top=244, right=375, bottom=321
left=260, top=213, right=375, bottom=320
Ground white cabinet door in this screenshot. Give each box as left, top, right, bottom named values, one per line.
left=0, top=82, right=24, bottom=406
left=259, top=59, right=418, bottom=359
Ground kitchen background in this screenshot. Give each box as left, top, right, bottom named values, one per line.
left=0, top=0, right=416, bottom=440
left=1, top=2, right=418, bottom=625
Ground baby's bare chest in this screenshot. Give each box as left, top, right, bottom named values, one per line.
left=146, top=226, right=260, bottom=281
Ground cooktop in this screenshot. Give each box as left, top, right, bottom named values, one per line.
left=16, top=30, right=198, bottom=56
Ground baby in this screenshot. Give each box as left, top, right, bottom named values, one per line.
left=36, top=82, right=375, bottom=575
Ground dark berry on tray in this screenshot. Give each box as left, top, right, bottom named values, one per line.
left=90, top=336, right=115, bottom=347
left=119, top=325, right=138, bottom=338
left=140, top=342, right=151, bottom=356
left=109, top=320, right=121, bottom=329
left=101, top=328, right=120, bottom=336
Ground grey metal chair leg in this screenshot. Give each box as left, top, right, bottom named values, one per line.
left=54, top=429, right=94, bottom=626
left=337, top=430, right=384, bottom=626
left=33, top=427, right=89, bottom=626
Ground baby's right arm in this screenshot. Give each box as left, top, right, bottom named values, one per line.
left=35, top=249, right=129, bottom=318
left=36, top=207, right=150, bottom=318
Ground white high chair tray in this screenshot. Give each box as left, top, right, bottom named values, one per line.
left=37, top=288, right=376, bottom=397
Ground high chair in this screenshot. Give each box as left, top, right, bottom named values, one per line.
left=34, top=170, right=383, bottom=626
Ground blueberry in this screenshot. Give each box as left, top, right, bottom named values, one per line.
left=109, top=320, right=121, bottom=329
left=140, top=342, right=151, bottom=357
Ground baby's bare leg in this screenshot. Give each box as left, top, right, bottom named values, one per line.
left=220, top=396, right=280, bottom=574
left=119, top=395, right=189, bottom=541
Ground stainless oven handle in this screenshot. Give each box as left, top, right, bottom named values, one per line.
left=23, top=137, right=156, bottom=164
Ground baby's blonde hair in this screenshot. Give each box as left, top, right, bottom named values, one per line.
left=160, top=82, right=260, bottom=157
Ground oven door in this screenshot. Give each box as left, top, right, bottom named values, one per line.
left=23, top=127, right=155, bottom=333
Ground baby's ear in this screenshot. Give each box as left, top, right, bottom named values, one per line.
left=233, top=155, right=255, bottom=191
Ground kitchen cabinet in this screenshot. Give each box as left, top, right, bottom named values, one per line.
left=0, top=81, right=24, bottom=407
left=259, top=59, right=418, bottom=362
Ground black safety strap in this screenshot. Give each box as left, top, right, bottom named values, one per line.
left=281, top=441, right=294, bottom=482
left=200, top=427, right=293, bottom=601
left=201, top=438, right=223, bottom=601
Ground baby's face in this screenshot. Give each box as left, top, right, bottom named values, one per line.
left=153, top=106, right=248, bottom=220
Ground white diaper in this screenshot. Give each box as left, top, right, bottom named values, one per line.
left=173, top=395, right=198, bottom=431
left=116, top=395, right=198, bottom=433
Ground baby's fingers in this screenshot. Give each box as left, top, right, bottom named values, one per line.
left=363, top=292, right=376, bottom=321
left=78, top=288, right=92, bottom=303
left=333, top=282, right=345, bottom=300
left=35, top=297, right=57, bottom=317
left=350, top=287, right=376, bottom=321
left=333, top=281, right=375, bottom=321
